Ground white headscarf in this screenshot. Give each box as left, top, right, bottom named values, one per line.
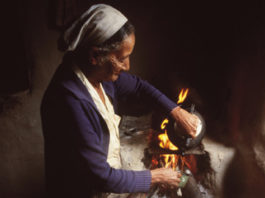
left=62, top=4, right=128, bottom=51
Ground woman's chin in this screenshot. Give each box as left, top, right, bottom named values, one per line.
left=111, top=74, right=120, bottom=81
left=105, top=73, right=120, bottom=82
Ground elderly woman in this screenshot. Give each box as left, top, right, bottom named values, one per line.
left=41, top=4, right=199, bottom=198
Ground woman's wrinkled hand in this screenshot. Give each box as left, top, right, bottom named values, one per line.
left=170, top=106, right=199, bottom=138
left=151, top=168, right=181, bottom=188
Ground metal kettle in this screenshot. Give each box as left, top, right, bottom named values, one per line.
left=167, top=106, right=206, bottom=151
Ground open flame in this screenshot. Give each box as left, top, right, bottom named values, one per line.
left=158, top=119, right=178, bottom=151
left=158, top=118, right=179, bottom=169
left=156, top=88, right=190, bottom=169
left=148, top=88, right=206, bottom=195
left=177, top=88, right=189, bottom=104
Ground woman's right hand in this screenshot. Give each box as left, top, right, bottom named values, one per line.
left=170, top=106, right=199, bottom=138
left=150, top=168, right=181, bottom=188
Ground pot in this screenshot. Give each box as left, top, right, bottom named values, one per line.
left=167, top=106, right=206, bottom=151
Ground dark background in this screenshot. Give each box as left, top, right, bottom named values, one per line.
left=0, top=0, right=265, bottom=197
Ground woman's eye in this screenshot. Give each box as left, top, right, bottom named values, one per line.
left=119, top=57, right=125, bottom=62
left=119, top=56, right=129, bottom=62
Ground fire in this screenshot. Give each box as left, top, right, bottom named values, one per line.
left=149, top=88, right=199, bottom=195
left=160, top=118, right=169, bottom=130
left=158, top=118, right=178, bottom=151
left=159, top=118, right=178, bottom=151
left=158, top=118, right=178, bottom=169
left=155, top=88, right=190, bottom=170
left=158, top=130, right=178, bottom=151
left=177, top=88, right=189, bottom=104
left=163, top=154, right=178, bottom=170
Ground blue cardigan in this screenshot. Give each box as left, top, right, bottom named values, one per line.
left=41, top=62, right=177, bottom=198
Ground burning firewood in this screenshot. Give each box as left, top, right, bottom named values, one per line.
left=142, top=88, right=216, bottom=197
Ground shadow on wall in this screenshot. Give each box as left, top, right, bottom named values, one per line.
left=222, top=52, right=265, bottom=197
left=223, top=148, right=265, bottom=198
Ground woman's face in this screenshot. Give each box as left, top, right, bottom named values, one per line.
left=97, top=33, right=135, bottom=81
